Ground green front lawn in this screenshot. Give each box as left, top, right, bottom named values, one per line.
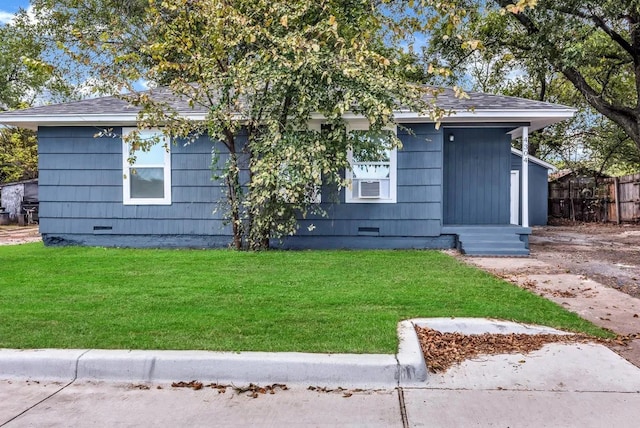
left=0, top=244, right=609, bottom=353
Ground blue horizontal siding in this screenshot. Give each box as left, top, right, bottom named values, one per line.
left=39, top=202, right=219, bottom=219
left=38, top=123, right=448, bottom=247
left=39, top=153, right=122, bottom=170
left=294, top=219, right=442, bottom=237
left=39, top=185, right=121, bottom=202
left=397, top=169, right=441, bottom=186
left=39, top=169, right=123, bottom=186
left=397, top=185, right=441, bottom=203
left=37, top=126, right=227, bottom=240
left=299, top=122, right=445, bottom=238
left=37, top=126, right=119, bottom=139
left=398, top=152, right=442, bottom=169
left=312, top=202, right=441, bottom=220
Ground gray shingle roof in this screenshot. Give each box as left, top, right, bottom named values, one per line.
left=427, top=87, right=571, bottom=110
left=0, top=86, right=197, bottom=117
left=0, top=85, right=571, bottom=119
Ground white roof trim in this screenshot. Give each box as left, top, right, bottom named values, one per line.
left=511, top=147, right=557, bottom=171
left=0, top=107, right=576, bottom=131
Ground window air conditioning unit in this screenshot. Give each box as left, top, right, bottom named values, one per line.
left=358, top=180, right=381, bottom=198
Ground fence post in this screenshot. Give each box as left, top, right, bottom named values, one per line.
left=614, top=177, right=621, bottom=224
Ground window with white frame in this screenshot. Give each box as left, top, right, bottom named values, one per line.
left=277, top=125, right=322, bottom=204
left=346, top=129, right=397, bottom=203
left=122, top=128, right=172, bottom=205
left=277, top=161, right=322, bottom=204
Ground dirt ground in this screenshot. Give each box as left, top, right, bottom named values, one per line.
left=463, top=221, right=640, bottom=368
left=0, top=225, right=41, bottom=246
left=529, top=222, right=640, bottom=299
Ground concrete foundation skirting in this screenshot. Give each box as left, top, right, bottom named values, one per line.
left=0, top=320, right=426, bottom=388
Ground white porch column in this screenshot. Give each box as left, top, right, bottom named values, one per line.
left=521, top=126, right=529, bottom=228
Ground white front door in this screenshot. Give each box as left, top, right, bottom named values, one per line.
left=510, top=170, right=520, bottom=225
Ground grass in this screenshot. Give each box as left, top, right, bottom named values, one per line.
left=0, top=243, right=609, bottom=353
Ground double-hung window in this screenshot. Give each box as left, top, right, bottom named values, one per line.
left=346, top=128, right=397, bottom=203
left=122, top=128, right=172, bottom=205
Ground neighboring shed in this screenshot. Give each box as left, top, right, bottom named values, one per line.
left=510, top=148, right=556, bottom=226
left=0, top=178, right=38, bottom=221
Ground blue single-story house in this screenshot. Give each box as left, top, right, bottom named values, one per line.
left=0, top=87, right=572, bottom=255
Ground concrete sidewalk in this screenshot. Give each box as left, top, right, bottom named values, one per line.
left=1, top=379, right=639, bottom=427
left=2, top=319, right=640, bottom=427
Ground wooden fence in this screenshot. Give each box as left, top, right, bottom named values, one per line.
left=549, top=173, right=640, bottom=223
left=604, top=173, right=640, bottom=223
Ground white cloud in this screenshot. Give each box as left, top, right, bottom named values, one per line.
left=24, top=5, right=38, bottom=24
left=0, top=11, right=15, bottom=24
left=74, top=77, right=119, bottom=99
left=0, top=6, right=39, bottom=25
left=133, top=79, right=157, bottom=92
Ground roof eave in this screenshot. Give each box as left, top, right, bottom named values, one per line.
left=0, top=113, right=207, bottom=130
left=0, top=108, right=576, bottom=131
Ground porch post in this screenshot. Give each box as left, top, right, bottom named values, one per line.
left=521, top=126, right=529, bottom=228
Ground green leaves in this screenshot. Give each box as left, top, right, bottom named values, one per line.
left=125, top=0, right=434, bottom=248
left=420, top=0, right=640, bottom=171
left=30, top=0, right=447, bottom=249
left=0, top=128, right=38, bottom=183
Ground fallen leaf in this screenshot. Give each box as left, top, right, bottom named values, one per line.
left=131, top=384, right=150, bottom=390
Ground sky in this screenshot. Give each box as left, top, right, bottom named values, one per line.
left=0, top=0, right=31, bottom=24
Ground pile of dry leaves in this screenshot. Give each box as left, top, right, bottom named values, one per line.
left=415, top=326, right=638, bottom=373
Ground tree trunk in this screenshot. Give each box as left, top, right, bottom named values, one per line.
left=224, top=133, right=243, bottom=250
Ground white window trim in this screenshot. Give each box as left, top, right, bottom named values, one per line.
left=122, top=127, right=172, bottom=205
left=345, top=123, right=398, bottom=204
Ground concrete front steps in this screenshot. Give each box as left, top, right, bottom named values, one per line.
left=443, top=225, right=531, bottom=257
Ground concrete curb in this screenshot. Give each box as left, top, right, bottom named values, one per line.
left=0, top=349, right=402, bottom=388
left=0, top=320, right=428, bottom=388
left=396, top=320, right=428, bottom=386
left=0, top=318, right=575, bottom=387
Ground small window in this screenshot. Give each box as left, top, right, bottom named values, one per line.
left=346, top=130, right=397, bottom=203
left=122, top=128, right=172, bottom=205
left=277, top=129, right=322, bottom=205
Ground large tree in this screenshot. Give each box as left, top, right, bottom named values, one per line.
left=423, top=0, right=640, bottom=154
left=0, top=9, right=70, bottom=183
left=33, top=0, right=447, bottom=249
left=417, top=0, right=640, bottom=174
